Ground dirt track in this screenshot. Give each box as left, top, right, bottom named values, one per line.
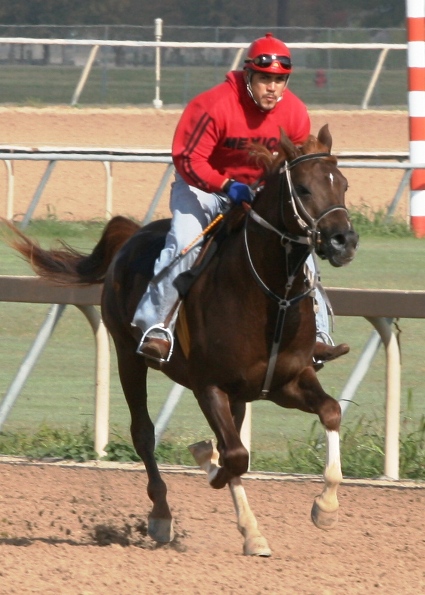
left=0, top=107, right=422, bottom=594
left=0, top=107, right=410, bottom=222
left=1, top=459, right=424, bottom=595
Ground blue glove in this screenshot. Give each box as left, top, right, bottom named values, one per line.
left=224, top=180, right=254, bottom=205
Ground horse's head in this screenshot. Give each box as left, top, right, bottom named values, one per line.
left=253, top=125, right=359, bottom=267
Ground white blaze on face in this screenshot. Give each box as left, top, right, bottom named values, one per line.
left=329, top=173, right=334, bottom=186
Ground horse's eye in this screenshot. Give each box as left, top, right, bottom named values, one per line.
left=295, top=185, right=310, bottom=197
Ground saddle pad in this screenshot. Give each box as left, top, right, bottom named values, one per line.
left=176, top=302, right=190, bottom=359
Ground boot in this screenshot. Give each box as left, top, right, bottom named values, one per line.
left=138, top=337, right=171, bottom=361
left=313, top=342, right=350, bottom=371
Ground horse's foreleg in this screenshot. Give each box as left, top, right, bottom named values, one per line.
left=189, top=386, right=249, bottom=489
left=229, top=477, right=272, bottom=556
left=227, top=402, right=270, bottom=555
left=311, top=428, right=342, bottom=530
left=280, top=366, right=342, bottom=531
left=189, top=440, right=271, bottom=556
left=188, top=439, right=221, bottom=483
left=308, top=382, right=343, bottom=530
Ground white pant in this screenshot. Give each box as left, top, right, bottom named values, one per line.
left=132, top=173, right=229, bottom=332
left=132, top=173, right=329, bottom=338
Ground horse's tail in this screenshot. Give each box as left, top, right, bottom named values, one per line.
left=2, top=215, right=141, bottom=285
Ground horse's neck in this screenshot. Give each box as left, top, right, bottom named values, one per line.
left=255, top=183, right=313, bottom=288
left=232, top=217, right=311, bottom=297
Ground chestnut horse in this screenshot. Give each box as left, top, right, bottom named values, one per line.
left=6, top=125, right=358, bottom=556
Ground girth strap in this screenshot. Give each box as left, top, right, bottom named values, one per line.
left=259, top=288, right=313, bottom=399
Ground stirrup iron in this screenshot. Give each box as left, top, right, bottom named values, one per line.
left=136, top=324, right=175, bottom=363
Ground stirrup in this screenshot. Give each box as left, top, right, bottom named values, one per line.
left=316, top=330, right=335, bottom=346
left=136, top=324, right=175, bottom=363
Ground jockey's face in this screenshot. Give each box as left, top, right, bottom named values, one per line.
left=249, top=72, right=289, bottom=110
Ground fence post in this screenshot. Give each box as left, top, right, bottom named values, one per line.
left=4, top=160, right=14, bottom=220
left=153, top=18, right=163, bottom=109
left=71, top=44, right=100, bottom=107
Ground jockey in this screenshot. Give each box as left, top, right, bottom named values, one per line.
left=132, top=32, right=347, bottom=365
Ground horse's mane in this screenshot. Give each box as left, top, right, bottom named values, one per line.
left=250, top=126, right=336, bottom=176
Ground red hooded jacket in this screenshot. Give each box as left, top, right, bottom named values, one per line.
left=172, top=70, right=311, bottom=193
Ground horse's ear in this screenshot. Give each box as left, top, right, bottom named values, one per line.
left=317, top=124, right=332, bottom=153
left=279, top=127, right=298, bottom=161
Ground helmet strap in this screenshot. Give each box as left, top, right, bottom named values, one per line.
left=245, top=70, right=261, bottom=108
left=245, top=70, right=289, bottom=110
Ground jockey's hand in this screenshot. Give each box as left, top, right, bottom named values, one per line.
left=224, top=180, right=254, bottom=205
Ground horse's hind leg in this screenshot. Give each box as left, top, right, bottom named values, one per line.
left=115, top=343, right=174, bottom=543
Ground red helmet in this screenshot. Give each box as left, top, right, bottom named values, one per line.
left=244, top=32, right=292, bottom=75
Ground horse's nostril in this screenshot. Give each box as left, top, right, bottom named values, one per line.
left=330, top=231, right=359, bottom=252
left=330, top=235, right=346, bottom=250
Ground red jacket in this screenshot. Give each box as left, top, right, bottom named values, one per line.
left=172, top=70, right=311, bottom=193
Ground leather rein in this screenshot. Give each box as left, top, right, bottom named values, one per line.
left=243, top=151, right=348, bottom=398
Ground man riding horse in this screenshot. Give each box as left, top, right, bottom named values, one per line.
left=132, top=32, right=348, bottom=366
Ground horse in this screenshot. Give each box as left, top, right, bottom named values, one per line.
left=5, top=124, right=359, bottom=557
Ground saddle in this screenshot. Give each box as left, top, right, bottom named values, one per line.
left=141, top=207, right=245, bottom=361
left=173, top=207, right=244, bottom=297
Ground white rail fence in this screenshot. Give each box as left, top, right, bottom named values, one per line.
left=0, top=37, right=407, bottom=110
left=0, top=149, right=424, bottom=480
left=1, top=276, right=424, bottom=481
left=0, top=146, right=174, bottom=226
left=0, top=146, right=420, bottom=229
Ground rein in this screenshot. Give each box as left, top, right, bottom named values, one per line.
left=244, top=151, right=345, bottom=398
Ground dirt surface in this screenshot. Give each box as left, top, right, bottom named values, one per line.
left=0, top=108, right=422, bottom=594
left=0, top=107, right=410, bottom=223
left=0, top=459, right=424, bottom=595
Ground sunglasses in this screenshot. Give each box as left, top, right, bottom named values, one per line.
left=245, top=54, right=292, bottom=69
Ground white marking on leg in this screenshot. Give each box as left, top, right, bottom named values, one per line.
left=317, top=429, right=342, bottom=512
left=326, top=429, right=342, bottom=478
left=229, top=477, right=257, bottom=536
left=188, top=439, right=221, bottom=484
left=229, top=477, right=271, bottom=556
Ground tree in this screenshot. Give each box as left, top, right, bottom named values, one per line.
left=325, top=0, right=405, bottom=28
left=0, top=0, right=407, bottom=28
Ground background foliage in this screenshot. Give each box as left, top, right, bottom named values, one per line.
left=0, top=0, right=406, bottom=29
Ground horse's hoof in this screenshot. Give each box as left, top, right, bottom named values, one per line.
left=311, top=500, right=339, bottom=531
left=243, top=536, right=272, bottom=557
left=148, top=517, right=175, bottom=543
left=188, top=439, right=215, bottom=467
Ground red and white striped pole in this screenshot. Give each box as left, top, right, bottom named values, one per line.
left=407, top=0, right=425, bottom=237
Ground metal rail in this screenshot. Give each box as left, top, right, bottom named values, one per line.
left=0, top=147, right=418, bottom=229
left=1, top=277, right=424, bottom=478
left=0, top=37, right=407, bottom=109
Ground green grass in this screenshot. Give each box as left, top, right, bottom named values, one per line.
left=0, top=64, right=409, bottom=108
left=0, top=409, right=423, bottom=479
left=0, top=214, right=424, bottom=478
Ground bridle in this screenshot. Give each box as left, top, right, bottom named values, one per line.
left=247, top=152, right=348, bottom=250
left=243, top=151, right=348, bottom=398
